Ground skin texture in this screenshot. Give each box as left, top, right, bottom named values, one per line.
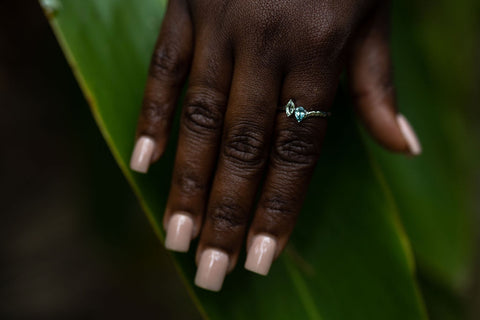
left=133, top=0, right=419, bottom=283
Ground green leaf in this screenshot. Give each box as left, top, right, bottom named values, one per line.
left=376, top=0, right=479, bottom=292
left=41, top=0, right=430, bottom=318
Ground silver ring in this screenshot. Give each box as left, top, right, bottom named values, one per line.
left=284, top=99, right=331, bottom=122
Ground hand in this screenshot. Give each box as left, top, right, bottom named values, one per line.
left=129, top=0, right=421, bottom=292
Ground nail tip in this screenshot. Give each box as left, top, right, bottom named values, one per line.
left=244, top=263, right=270, bottom=276
left=194, top=279, right=222, bottom=292
left=165, top=242, right=190, bottom=253
left=194, top=249, right=228, bottom=292
left=130, top=135, right=155, bottom=174
left=164, top=213, right=193, bottom=253
left=130, top=163, right=149, bottom=173
left=164, top=236, right=190, bottom=252
left=244, top=234, right=276, bottom=277
left=411, top=148, right=422, bottom=156
left=396, top=114, right=422, bottom=157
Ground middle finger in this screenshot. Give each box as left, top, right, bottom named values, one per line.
left=194, top=58, right=282, bottom=291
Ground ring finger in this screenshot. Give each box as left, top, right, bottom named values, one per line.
left=245, top=68, right=339, bottom=275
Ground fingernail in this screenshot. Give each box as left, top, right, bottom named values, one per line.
left=396, top=114, right=422, bottom=156
left=244, top=234, right=277, bottom=276
left=165, top=213, right=194, bottom=252
left=195, top=249, right=229, bottom=292
left=130, top=136, right=155, bottom=173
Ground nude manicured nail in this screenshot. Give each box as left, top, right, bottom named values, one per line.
left=130, top=136, right=155, bottom=173
left=195, top=249, right=229, bottom=292
left=396, top=114, right=422, bottom=156
left=165, top=213, right=193, bottom=252
left=245, top=234, right=277, bottom=276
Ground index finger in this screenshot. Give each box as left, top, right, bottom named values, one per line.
left=130, top=0, right=193, bottom=173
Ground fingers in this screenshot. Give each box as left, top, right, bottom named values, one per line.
left=130, top=0, right=193, bottom=173
left=163, top=32, right=233, bottom=252
left=194, top=62, right=281, bottom=291
left=347, top=3, right=421, bottom=156
left=245, top=71, right=335, bottom=276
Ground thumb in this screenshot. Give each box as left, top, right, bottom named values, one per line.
left=347, top=3, right=421, bottom=156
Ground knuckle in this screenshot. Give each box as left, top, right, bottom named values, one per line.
left=209, top=198, right=248, bottom=232
left=261, top=194, right=296, bottom=222
left=302, top=15, right=351, bottom=59
left=141, top=98, right=168, bottom=124
left=231, top=6, right=285, bottom=57
left=150, top=44, right=187, bottom=82
left=318, top=22, right=350, bottom=44
left=182, top=89, right=225, bottom=134
left=377, top=77, right=395, bottom=95
left=273, top=127, right=320, bottom=167
left=173, top=166, right=205, bottom=195
left=352, top=78, right=394, bottom=105
left=222, top=123, right=267, bottom=168
left=234, top=4, right=280, bottom=33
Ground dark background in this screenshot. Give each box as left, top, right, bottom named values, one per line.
left=0, top=1, right=199, bottom=319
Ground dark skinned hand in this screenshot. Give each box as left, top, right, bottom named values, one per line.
left=129, top=0, right=422, bottom=292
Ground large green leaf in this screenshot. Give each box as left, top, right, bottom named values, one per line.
left=378, top=0, right=479, bottom=292
left=40, top=0, right=436, bottom=318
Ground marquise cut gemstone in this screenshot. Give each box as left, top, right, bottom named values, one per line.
left=294, top=107, right=306, bottom=122
left=285, top=99, right=295, bottom=117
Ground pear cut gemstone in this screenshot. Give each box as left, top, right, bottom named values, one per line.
left=294, top=107, right=306, bottom=122
left=285, top=99, right=295, bottom=117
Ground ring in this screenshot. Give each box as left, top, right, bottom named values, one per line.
left=284, top=99, right=331, bottom=122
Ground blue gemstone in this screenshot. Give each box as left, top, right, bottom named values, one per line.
left=295, top=107, right=306, bottom=122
